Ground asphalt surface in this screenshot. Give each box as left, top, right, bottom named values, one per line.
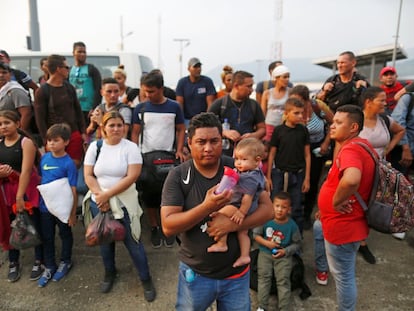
left=1, top=212, right=414, bottom=311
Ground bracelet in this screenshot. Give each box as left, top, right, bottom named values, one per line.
left=16, top=197, right=24, bottom=201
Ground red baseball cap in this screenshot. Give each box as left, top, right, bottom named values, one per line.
left=380, top=66, right=397, bottom=77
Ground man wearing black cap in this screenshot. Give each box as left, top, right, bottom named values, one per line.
left=176, top=57, right=216, bottom=126
left=0, top=49, right=38, bottom=95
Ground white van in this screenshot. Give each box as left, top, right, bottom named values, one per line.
left=9, top=51, right=154, bottom=88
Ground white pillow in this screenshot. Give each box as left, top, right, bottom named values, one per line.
left=37, top=177, right=74, bottom=223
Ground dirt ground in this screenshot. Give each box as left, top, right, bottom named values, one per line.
left=1, top=214, right=414, bottom=311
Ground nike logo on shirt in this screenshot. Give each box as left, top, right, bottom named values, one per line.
left=182, top=167, right=191, bottom=184
left=42, top=164, right=59, bottom=170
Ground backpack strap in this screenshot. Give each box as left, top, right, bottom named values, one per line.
left=220, top=95, right=229, bottom=121
left=139, top=102, right=147, bottom=145
left=351, top=141, right=379, bottom=212
left=95, top=139, right=103, bottom=162
left=406, top=93, right=414, bottom=122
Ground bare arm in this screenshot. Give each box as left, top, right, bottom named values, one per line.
left=260, top=90, right=269, bottom=117
left=386, top=120, right=405, bottom=155
left=161, top=186, right=232, bottom=237
left=207, top=190, right=274, bottom=241
left=302, top=144, right=311, bottom=192
left=15, top=138, right=37, bottom=212
left=28, top=80, right=39, bottom=93
left=68, top=186, right=78, bottom=227
left=231, top=193, right=254, bottom=224
left=206, top=94, right=216, bottom=109
left=130, top=123, right=141, bottom=145
left=17, top=106, right=32, bottom=131
left=240, top=122, right=266, bottom=141
left=84, top=163, right=141, bottom=208
left=266, top=146, right=277, bottom=190
left=176, top=95, right=184, bottom=111
left=123, top=124, right=130, bottom=139
left=175, top=123, right=186, bottom=162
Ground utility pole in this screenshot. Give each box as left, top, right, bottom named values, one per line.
left=120, top=16, right=133, bottom=51
left=157, top=14, right=162, bottom=68
left=173, top=38, right=190, bottom=78
left=392, top=0, right=403, bottom=67
left=28, top=0, right=41, bottom=51
left=271, top=0, right=283, bottom=60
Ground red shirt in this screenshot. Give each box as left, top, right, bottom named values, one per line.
left=380, top=81, right=405, bottom=111
left=318, top=138, right=375, bottom=244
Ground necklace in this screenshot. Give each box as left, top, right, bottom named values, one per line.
left=230, top=97, right=243, bottom=124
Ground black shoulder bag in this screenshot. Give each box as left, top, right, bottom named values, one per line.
left=136, top=103, right=179, bottom=192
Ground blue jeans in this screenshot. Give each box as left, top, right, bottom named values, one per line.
left=40, top=211, right=73, bottom=270
left=313, top=219, right=328, bottom=272
left=90, top=201, right=150, bottom=281
left=176, top=261, right=251, bottom=311
left=271, top=168, right=305, bottom=233
left=9, top=208, right=43, bottom=264
left=325, top=240, right=360, bottom=311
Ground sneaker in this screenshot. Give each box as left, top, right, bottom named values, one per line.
left=316, top=271, right=328, bottom=285
left=151, top=227, right=162, bottom=249
left=392, top=232, right=406, bottom=240
left=164, top=235, right=175, bottom=247
left=142, top=277, right=156, bottom=302
left=38, top=268, right=55, bottom=287
left=30, top=261, right=44, bottom=281
left=8, top=262, right=21, bottom=283
left=52, top=261, right=72, bottom=282
left=162, top=229, right=175, bottom=248
left=101, top=270, right=117, bottom=293
left=358, top=245, right=376, bottom=264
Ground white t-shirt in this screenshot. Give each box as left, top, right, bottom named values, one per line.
left=84, top=138, right=142, bottom=189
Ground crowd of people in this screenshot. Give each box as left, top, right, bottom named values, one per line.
left=0, top=44, right=413, bottom=310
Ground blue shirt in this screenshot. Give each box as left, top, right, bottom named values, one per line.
left=255, top=218, right=299, bottom=255
left=38, top=152, right=77, bottom=212
left=391, top=93, right=414, bottom=154
left=176, top=75, right=216, bottom=119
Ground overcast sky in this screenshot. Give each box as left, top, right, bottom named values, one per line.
left=1, top=0, right=413, bottom=86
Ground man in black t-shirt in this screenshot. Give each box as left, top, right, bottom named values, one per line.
left=316, top=51, right=369, bottom=112
left=161, top=112, right=272, bottom=310
left=208, top=70, right=265, bottom=156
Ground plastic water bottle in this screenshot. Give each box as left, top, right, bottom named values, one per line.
left=312, top=147, right=323, bottom=158
left=222, top=118, right=230, bottom=150
left=215, top=166, right=240, bottom=194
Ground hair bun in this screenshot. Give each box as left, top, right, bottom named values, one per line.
left=222, top=65, right=233, bottom=73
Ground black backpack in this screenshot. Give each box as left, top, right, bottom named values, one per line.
left=249, top=248, right=312, bottom=300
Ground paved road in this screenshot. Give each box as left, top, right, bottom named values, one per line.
left=1, top=214, right=413, bottom=311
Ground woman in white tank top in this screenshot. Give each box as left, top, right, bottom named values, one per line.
left=260, top=65, right=290, bottom=141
